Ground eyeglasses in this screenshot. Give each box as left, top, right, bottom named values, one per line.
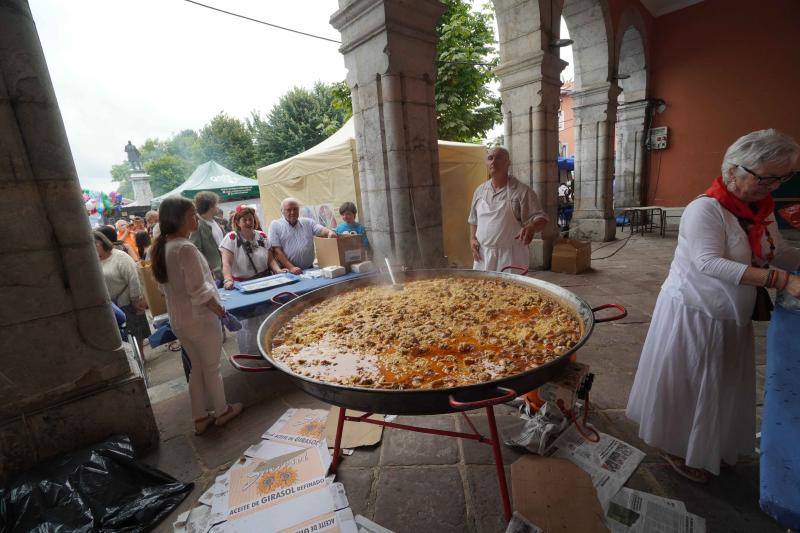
left=736, top=165, right=799, bottom=185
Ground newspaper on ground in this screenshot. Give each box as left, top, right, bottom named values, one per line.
left=263, top=408, right=329, bottom=448
left=604, top=488, right=706, bottom=533
left=506, top=401, right=568, bottom=454
left=545, top=425, right=645, bottom=509
left=504, top=511, right=544, bottom=533
left=354, top=514, right=395, bottom=533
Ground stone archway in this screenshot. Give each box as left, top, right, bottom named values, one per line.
left=561, top=0, right=617, bottom=241
left=491, top=0, right=565, bottom=268
left=614, top=9, right=649, bottom=207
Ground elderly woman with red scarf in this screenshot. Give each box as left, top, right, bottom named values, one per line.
left=626, top=129, right=800, bottom=483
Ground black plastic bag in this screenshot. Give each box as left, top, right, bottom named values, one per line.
left=0, top=435, right=193, bottom=532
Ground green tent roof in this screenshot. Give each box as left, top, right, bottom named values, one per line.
left=151, top=160, right=259, bottom=205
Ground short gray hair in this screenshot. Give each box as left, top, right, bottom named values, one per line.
left=722, top=129, right=800, bottom=180
left=487, top=146, right=510, bottom=159
left=281, top=197, right=300, bottom=211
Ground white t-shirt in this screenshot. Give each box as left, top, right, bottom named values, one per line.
left=267, top=217, right=325, bottom=269
left=161, top=238, right=219, bottom=335
left=219, top=230, right=271, bottom=280
left=100, top=249, right=141, bottom=307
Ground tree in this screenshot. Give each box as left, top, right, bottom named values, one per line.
left=435, top=0, right=501, bottom=142
left=331, top=1, right=501, bottom=143
left=144, top=154, right=194, bottom=196
left=199, top=113, right=257, bottom=178
left=250, top=82, right=348, bottom=166
left=111, top=162, right=133, bottom=197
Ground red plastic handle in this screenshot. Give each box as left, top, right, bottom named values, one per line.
left=449, top=386, right=517, bottom=409
left=271, top=291, right=298, bottom=306
left=592, top=304, right=627, bottom=323
left=229, top=353, right=276, bottom=373
left=501, top=265, right=529, bottom=276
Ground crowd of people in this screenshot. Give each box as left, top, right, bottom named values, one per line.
left=88, top=131, right=800, bottom=519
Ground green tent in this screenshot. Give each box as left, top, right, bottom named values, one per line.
left=151, top=160, right=259, bottom=206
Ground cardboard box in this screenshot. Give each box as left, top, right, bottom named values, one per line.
left=550, top=238, right=591, bottom=275
left=315, top=235, right=363, bottom=272
left=137, top=261, right=167, bottom=316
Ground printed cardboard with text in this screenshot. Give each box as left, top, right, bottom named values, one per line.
left=263, top=408, right=330, bottom=448
left=226, top=449, right=338, bottom=531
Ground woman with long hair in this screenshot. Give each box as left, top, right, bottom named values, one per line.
left=151, top=197, right=243, bottom=434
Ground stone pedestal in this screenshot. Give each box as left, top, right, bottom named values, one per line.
left=330, top=0, right=446, bottom=268
left=130, top=170, right=153, bottom=204
left=493, top=0, right=565, bottom=269
left=0, top=0, right=157, bottom=482
left=570, top=82, right=619, bottom=242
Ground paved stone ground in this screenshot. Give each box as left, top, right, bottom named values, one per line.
left=140, top=230, right=788, bottom=533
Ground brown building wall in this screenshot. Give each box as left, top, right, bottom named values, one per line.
left=644, top=0, right=800, bottom=206
left=559, top=89, right=575, bottom=157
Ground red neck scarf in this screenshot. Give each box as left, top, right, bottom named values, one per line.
left=705, top=176, right=774, bottom=259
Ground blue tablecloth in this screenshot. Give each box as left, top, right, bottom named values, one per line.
left=760, top=303, right=800, bottom=529
left=218, top=270, right=375, bottom=319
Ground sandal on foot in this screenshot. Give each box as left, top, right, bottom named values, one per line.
left=215, top=403, right=243, bottom=427
left=660, top=452, right=710, bottom=483
left=194, top=415, right=214, bottom=435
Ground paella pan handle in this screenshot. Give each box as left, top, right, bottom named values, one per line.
left=592, top=303, right=627, bottom=323
left=271, top=291, right=298, bottom=306
left=229, top=354, right=276, bottom=372
left=448, top=386, right=517, bottom=409
left=501, top=265, right=529, bottom=276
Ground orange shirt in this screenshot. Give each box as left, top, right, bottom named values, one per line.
left=118, top=230, right=140, bottom=261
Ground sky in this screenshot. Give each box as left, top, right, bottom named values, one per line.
left=29, top=0, right=572, bottom=194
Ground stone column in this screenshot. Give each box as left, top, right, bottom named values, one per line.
left=0, top=0, right=156, bottom=482
left=613, top=100, right=647, bottom=207
left=570, top=82, right=619, bottom=241
left=330, top=0, right=446, bottom=268
left=493, top=0, right=565, bottom=269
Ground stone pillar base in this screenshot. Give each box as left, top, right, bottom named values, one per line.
left=570, top=217, right=616, bottom=242
left=0, top=374, right=158, bottom=484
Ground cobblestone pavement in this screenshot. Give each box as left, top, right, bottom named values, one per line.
left=141, top=230, right=786, bottom=532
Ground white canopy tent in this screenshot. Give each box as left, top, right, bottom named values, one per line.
left=257, top=119, right=489, bottom=267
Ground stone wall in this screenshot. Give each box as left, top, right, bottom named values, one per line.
left=0, top=0, right=156, bottom=482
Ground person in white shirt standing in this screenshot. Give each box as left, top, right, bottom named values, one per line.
left=626, top=129, right=800, bottom=483
left=151, top=196, right=243, bottom=435
left=268, top=197, right=338, bottom=274
left=94, top=230, right=150, bottom=354
left=468, top=147, right=548, bottom=272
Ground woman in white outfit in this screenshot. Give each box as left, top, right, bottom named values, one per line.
left=220, top=206, right=285, bottom=355
left=626, top=129, right=800, bottom=482
left=468, top=147, right=548, bottom=271
left=151, top=197, right=243, bottom=435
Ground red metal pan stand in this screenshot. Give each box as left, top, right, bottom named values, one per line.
left=329, top=387, right=517, bottom=522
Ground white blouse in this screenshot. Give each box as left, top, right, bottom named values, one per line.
left=661, top=196, right=800, bottom=325
left=219, top=230, right=271, bottom=280
left=160, top=238, right=220, bottom=334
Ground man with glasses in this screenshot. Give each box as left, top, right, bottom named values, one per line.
left=268, top=197, right=338, bottom=274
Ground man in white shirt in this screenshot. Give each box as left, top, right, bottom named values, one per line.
left=268, top=198, right=337, bottom=273
left=468, top=147, right=548, bottom=271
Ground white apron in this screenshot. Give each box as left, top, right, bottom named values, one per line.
left=472, top=189, right=529, bottom=272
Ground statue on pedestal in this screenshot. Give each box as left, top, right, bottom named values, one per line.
left=125, top=140, right=143, bottom=171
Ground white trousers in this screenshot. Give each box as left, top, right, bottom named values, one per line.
left=177, top=323, right=228, bottom=420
